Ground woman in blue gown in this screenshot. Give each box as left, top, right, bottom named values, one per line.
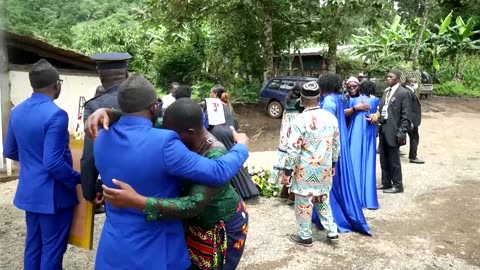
left=312, top=73, right=371, bottom=235
left=347, top=80, right=380, bottom=209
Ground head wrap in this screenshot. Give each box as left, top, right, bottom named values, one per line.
left=346, top=76, right=360, bottom=85
left=300, top=81, right=320, bottom=100
left=29, top=59, right=60, bottom=89
left=118, top=73, right=157, bottom=113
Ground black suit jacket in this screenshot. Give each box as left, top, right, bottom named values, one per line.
left=379, top=85, right=412, bottom=147
left=405, top=86, right=422, bottom=127
left=80, top=84, right=121, bottom=201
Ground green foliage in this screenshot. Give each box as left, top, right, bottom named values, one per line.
left=3, top=0, right=144, bottom=47
left=248, top=166, right=279, bottom=197
left=151, top=43, right=205, bottom=89
left=191, top=81, right=216, bottom=101
left=437, top=55, right=480, bottom=89
left=352, top=15, right=418, bottom=75
left=335, top=53, right=365, bottom=77
left=71, top=13, right=162, bottom=80
left=434, top=81, right=480, bottom=97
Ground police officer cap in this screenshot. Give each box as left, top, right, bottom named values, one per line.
left=90, top=52, right=132, bottom=70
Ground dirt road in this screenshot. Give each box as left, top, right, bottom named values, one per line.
left=1, top=97, right=479, bottom=269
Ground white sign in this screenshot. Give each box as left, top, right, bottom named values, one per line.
left=205, top=98, right=226, bottom=126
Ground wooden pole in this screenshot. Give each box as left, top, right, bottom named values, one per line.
left=0, top=29, right=11, bottom=171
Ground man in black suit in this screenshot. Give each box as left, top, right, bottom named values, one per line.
left=81, top=52, right=131, bottom=213
left=367, top=70, right=412, bottom=193
left=404, top=77, right=425, bottom=164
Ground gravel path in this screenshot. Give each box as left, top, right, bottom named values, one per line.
left=1, top=99, right=480, bottom=270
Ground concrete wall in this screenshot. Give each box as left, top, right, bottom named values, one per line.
left=9, top=70, right=99, bottom=134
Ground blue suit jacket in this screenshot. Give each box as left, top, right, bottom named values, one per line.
left=94, top=116, right=248, bottom=270
left=3, top=92, right=80, bottom=214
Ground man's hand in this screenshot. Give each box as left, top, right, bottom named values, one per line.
left=85, top=108, right=112, bottom=139
left=397, top=136, right=406, bottom=146
left=281, top=174, right=291, bottom=185
left=355, top=103, right=371, bottom=111
left=102, top=179, right=146, bottom=210
left=93, top=192, right=104, bottom=205
left=366, top=113, right=379, bottom=123
left=332, top=167, right=336, bottom=177
left=230, top=126, right=249, bottom=147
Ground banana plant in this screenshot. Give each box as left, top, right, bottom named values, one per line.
left=429, top=12, right=480, bottom=79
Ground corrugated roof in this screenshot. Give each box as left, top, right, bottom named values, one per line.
left=3, top=30, right=96, bottom=71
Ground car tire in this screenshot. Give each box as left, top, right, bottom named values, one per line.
left=267, top=101, right=283, bottom=119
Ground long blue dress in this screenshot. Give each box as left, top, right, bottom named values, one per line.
left=348, top=95, right=380, bottom=209
left=312, top=94, right=371, bottom=235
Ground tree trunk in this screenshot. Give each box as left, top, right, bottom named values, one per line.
left=297, top=48, right=304, bottom=76
left=327, top=32, right=338, bottom=73
left=412, top=0, right=430, bottom=70
left=454, top=53, right=461, bottom=81
left=262, top=0, right=274, bottom=82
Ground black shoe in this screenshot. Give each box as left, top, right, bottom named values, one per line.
left=377, top=184, right=392, bottom=190
left=410, top=158, right=425, bottom=164
left=94, top=205, right=106, bottom=214
left=383, top=186, right=404, bottom=194
left=288, top=234, right=313, bottom=247
left=327, top=235, right=339, bottom=242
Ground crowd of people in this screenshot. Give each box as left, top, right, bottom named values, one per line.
left=269, top=70, right=424, bottom=246
left=3, top=50, right=424, bottom=269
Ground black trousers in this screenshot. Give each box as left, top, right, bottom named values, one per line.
left=379, top=130, right=403, bottom=188
left=408, top=126, right=419, bottom=160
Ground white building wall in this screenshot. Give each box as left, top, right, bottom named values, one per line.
left=9, top=70, right=99, bottom=134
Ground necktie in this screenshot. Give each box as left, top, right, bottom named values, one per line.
left=385, top=88, right=392, bottom=105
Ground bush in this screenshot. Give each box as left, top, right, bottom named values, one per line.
left=336, top=53, right=364, bottom=78
left=151, top=43, right=204, bottom=89
left=434, top=81, right=480, bottom=97
left=436, top=54, right=480, bottom=90
left=191, top=79, right=261, bottom=104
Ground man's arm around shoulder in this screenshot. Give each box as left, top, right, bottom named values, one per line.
left=44, top=110, right=80, bottom=190
left=163, top=131, right=249, bottom=186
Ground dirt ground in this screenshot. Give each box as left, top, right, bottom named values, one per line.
left=1, top=96, right=480, bottom=269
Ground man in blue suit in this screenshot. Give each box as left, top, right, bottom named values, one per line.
left=3, top=59, right=80, bottom=270
left=93, top=74, right=250, bottom=270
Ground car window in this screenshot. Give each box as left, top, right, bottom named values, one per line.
left=268, top=79, right=281, bottom=89
left=280, top=80, right=296, bottom=91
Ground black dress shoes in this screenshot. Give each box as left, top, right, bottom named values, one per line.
left=377, top=184, right=392, bottom=190
left=383, top=186, right=404, bottom=193
left=289, top=234, right=313, bottom=247
left=410, top=158, right=425, bottom=164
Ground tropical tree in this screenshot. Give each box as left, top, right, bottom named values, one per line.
left=432, top=12, right=480, bottom=79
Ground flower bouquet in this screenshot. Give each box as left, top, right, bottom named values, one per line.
left=248, top=165, right=280, bottom=197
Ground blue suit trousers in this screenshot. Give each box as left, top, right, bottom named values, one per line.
left=24, top=207, right=73, bottom=270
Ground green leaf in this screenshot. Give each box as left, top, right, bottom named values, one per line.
left=439, top=11, right=453, bottom=35
left=433, top=58, right=440, bottom=71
